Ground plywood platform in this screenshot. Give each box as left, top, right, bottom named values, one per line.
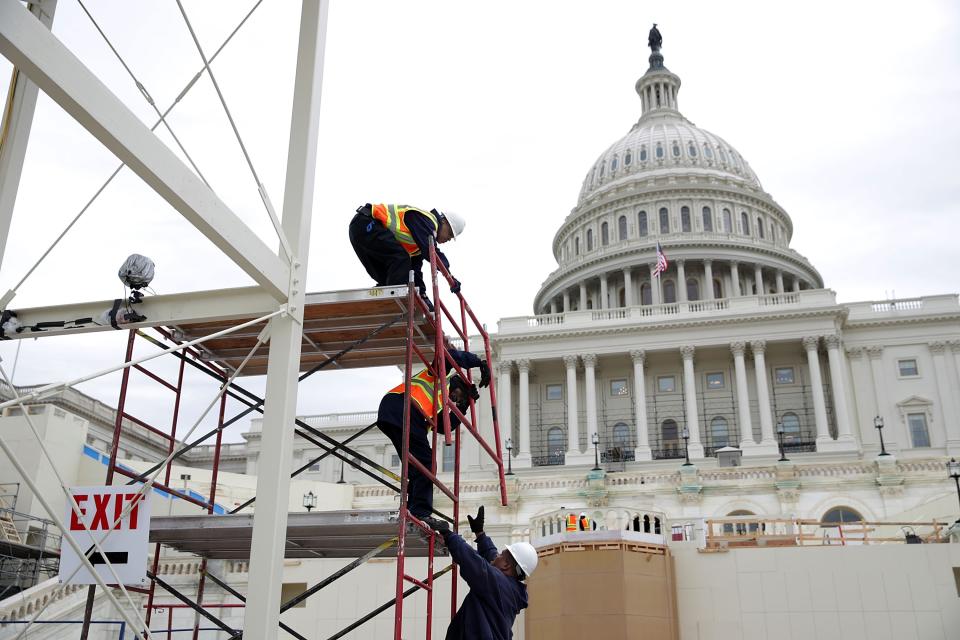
left=149, top=510, right=446, bottom=560
left=172, top=286, right=436, bottom=376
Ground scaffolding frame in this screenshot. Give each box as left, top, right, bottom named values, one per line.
left=89, top=244, right=506, bottom=639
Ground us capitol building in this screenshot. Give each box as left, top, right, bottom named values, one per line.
left=2, top=26, right=959, bottom=640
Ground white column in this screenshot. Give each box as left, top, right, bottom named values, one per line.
left=775, top=270, right=784, bottom=294
left=803, top=336, right=833, bottom=446
left=562, top=290, right=570, bottom=312
left=947, top=341, right=960, bottom=453
left=579, top=283, right=587, bottom=310
left=704, top=260, right=714, bottom=300
left=823, top=335, right=856, bottom=448
left=599, top=274, right=609, bottom=309
left=750, top=340, right=778, bottom=452
left=649, top=264, right=661, bottom=305
left=677, top=260, right=688, bottom=303
left=582, top=354, right=599, bottom=445
left=929, top=342, right=960, bottom=452
left=731, top=341, right=755, bottom=449
left=847, top=347, right=876, bottom=452
left=792, top=277, right=801, bottom=292
left=623, top=269, right=634, bottom=306
left=549, top=300, right=558, bottom=314
left=498, top=360, right=513, bottom=454
left=631, top=350, right=652, bottom=460
left=680, top=346, right=704, bottom=458
left=564, top=355, right=580, bottom=455
left=754, top=264, right=764, bottom=295
left=517, top=359, right=532, bottom=461
left=730, top=261, right=741, bottom=297
left=245, top=4, right=326, bottom=635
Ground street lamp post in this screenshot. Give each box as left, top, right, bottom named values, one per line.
left=302, top=490, right=317, bottom=512
left=874, top=416, right=890, bottom=456
left=504, top=437, right=514, bottom=476
left=336, top=458, right=346, bottom=484
left=681, top=426, right=692, bottom=466
left=776, top=422, right=789, bottom=462
left=591, top=432, right=601, bottom=471
left=948, top=458, right=960, bottom=522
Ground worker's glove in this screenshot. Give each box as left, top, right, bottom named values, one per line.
left=478, top=361, right=491, bottom=388
left=468, top=383, right=480, bottom=402
left=467, top=505, right=485, bottom=535
left=450, top=278, right=462, bottom=295
left=425, top=516, right=451, bottom=540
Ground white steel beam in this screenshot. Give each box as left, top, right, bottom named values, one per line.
left=242, top=1, right=327, bottom=637
left=4, top=286, right=276, bottom=339
left=0, top=0, right=289, bottom=300
left=0, top=0, right=56, bottom=274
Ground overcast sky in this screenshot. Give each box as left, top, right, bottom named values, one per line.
left=0, top=0, right=957, bottom=443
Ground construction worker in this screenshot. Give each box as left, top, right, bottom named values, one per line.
left=377, top=348, right=490, bottom=523
left=349, top=203, right=467, bottom=309
left=431, top=506, right=538, bottom=640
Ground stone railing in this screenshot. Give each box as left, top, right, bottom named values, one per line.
left=0, top=578, right=85, bottom=624
left=845, top=294, right=959, bottom=321
left=249, top=411, right=379, bottom=433
left=530, top=506, right=667, bottom=547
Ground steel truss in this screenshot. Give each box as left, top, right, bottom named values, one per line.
left=90, top=244, right=506, bottom=639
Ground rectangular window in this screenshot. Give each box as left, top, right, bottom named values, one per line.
left=657, top=375, right=676, bottom=393
left=610, top=379, right=628, bottom=396
left=774, top=367, right=795, bottom=384
left=442, top=444, right=455, bottom=471
left=898, top=359, right=919, bottom=377
left=308, top=463, right=320, bottom=472
left=545, top=384, right=563, bottom=401
left=390, top=454, right=400, bottom=468
left=907, top=413, right=930, bottom=448
left=705, top=372, right=724, bottom=389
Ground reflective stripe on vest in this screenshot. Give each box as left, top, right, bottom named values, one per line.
left=387, top=369, right=450, bottom=425
left=370, top=204, right=439, bottom=257
left=566, top=514, right=577, bottom=532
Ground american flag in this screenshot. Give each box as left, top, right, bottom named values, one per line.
left=653, top=241, right=669, bottom=277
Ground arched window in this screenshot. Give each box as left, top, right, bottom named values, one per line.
left=587, top=229, right=594, bottom=251
left=599, top=163, right=605, bottom=178
left=741, top=212, right=750, bottom=236
left=640, top=282, right=652, bottom=306
left=632, top=515, right=641, bottom=532
left=725, top=509, right=758, bottom=534
left=757, top=217, right=765, bottom=239
left=601, top=222, right=609, bottom=246
left=710, top=416, right=730, bottom=449
left=640, top=146, right=648, bottom=162
left=713, top=279, right=723, bottom=299
left=780, top=412, right=801, bottom=443
left=687, top=142, right=697, bottom=157
left=686, top=278, right=700, bottom=301
left=613, top=422, right=630, bottom=447
left=574, top=237, right=580, bottom=255
left=547, top=426, right=564, bottom=464
left=611, top=156, right=619, bottom=172
left=722, top=209, right=732, bottom=233
left=703, top=143, right=713, bottom=158
left=663, top=280, right=676, bottom=303
left=661, top=420, right=679, bottom=454
left=624, top=150, right=632, bottom=166
left=821, top=506, right=863, bottom=524
left=618, top=215, right=628, bottom=240
left=659, top=208, right=670, bottom=234
left=770, top=222, right=776, bottom=242
left=672, top=142, right=681, bottom=157
left=718, top=147, right=728, bottom=163
left=702, top=207, right=713, bottom=232
left=681, top=206, right=691, bottom=232
left=638, top=211, right=648, bottom=236
left=643, top=514, right=651, bottom=533
left=655, top=143, right=664, bottom=159
left=654, top=517, right=662, bottom=535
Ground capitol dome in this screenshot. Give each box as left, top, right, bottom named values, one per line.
left=533, top=33, right=822, bottom=315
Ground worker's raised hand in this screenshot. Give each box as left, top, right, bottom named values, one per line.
left=478, top=361, right=491, bottom=388
left=423, top=516, right=451, bottom=539
left=450, top=278, right=462, bottom=295
left=467, top=505, right=485, bottom=535
left=468, top=383, right=480, bottom=402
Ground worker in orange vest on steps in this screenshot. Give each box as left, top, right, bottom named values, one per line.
left=376, top=349, right=490, bottom=526
left=349, top=203, right=467, bottom=310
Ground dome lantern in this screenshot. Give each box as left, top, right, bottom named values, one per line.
left=635, top=24, right=682, bottom=120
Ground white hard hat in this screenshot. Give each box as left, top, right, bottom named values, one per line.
left=505, top=542, right=538, bottom=580
left=441, top=210, right=466, bottom=238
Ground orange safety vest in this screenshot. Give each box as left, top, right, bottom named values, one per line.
left=387, top=368, right=452, bottom=425
left=579, top=514, right=590, bottom=531
left=370, top=204, right=439, bottom=257
left=565, top=514, right=577, bottom=532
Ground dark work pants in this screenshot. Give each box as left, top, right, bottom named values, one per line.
left=376, top=419, right=434, bottom=518
left=349, top=212, right=413, bottom=287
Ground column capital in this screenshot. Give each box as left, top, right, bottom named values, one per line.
left=676, top=258, right=686, bottom=267
left=562, top=354, right=579, bottom=369
left=622, top=266, right=632, bottom=275
left=629, top=349, right=646, bottom=365
left=516, top=358, right=532, bottom=373
left=845, top=346, right=865, bottom=359
left=949, top=340, right=960, bottom=354
left=749, top=339, right=767, bottom=354
left=730, top=341, right=747, bottom=357
left=497, top=360, right=513, bottom=374
left=680, top=345, right=695, bottom=360
left=580, top=353, right=597, bottom=368
left=867, top=345, right=884, bottom=359
left=928, top=341, right=947, bottom=355
left=730, top=260, right=739, bottom=267
left=823, top=334, right=842, bottom=350
left=702, top=259, right=713, bottom=267
left=801, top=336, right=821, bottom=352
left=599, top=272, right=608, bottom=282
